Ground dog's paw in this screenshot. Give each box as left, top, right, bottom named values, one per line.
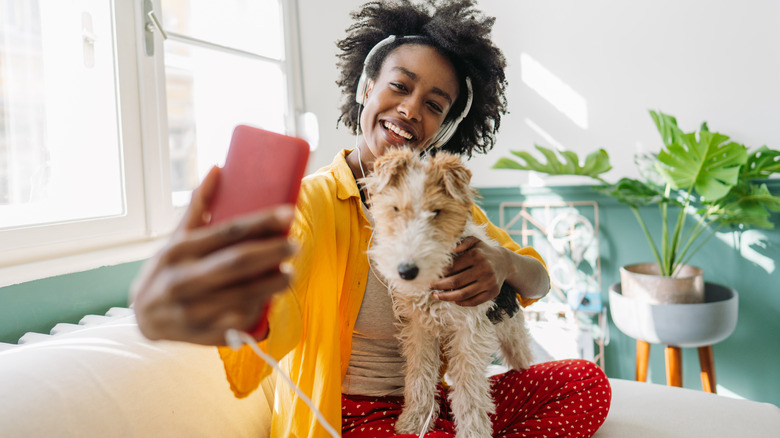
left=454, top=424, right=493, bottom=438
left=395, top=408, right=433, bottom=435
left=453, top=410, right=493, bottom=438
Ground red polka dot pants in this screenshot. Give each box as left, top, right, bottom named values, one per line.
left=341, top=359, right=611, bottom=437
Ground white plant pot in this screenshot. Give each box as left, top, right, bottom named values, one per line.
left=620, top=263, right=705, bottom=304
left=609, top=282, right=738, bottom=347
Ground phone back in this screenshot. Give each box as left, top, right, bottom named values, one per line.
left=209, top=125, right=310, bottom=225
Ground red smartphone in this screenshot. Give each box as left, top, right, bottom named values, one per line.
left=209, top=124, right=310, bottom=225
left=208, top=124, right=310, bottom=336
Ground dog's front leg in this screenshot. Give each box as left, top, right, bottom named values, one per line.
left=445, top=314, right=497, bottom=438
left=395, top=314, right=441, bottom=435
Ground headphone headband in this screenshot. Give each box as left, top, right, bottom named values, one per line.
left=355, top=35, right=472, bottom=149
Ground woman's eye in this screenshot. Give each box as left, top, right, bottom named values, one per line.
left=391, top=83, right=407, bottom=92
left=428, top=102, right=443, bottom=113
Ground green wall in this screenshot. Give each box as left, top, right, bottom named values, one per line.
left=478, top=182, right=780, bottom=407
left=0, top=261, right=144, bottom=344
left=1, top=183, right=778, bottom=408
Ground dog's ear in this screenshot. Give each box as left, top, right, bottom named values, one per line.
left=430, top=152, right=476, bottom=205
left=363, top=148, right=416, bottom=195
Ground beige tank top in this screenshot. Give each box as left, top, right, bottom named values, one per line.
left=341, top=207, right=405, bottom=396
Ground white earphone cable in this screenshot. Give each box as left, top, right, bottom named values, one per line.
left=225, top=329, right=340, bottom=438
left=418, top=402, right=436, bottom=437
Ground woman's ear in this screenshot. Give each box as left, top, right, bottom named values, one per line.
left=364, top=80, right=375, bottom=102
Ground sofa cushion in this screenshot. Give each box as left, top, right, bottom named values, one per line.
left=595, top=378, right=780, bottom=437
left=0, top=313, right=273, bottom=437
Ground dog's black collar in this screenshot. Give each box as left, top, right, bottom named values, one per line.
left=358, top=185, right=369, bottom=207
left=487, top=282, right=521, bottom=324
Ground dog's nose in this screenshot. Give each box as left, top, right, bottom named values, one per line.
left=397, top=262, right=419, bottom=280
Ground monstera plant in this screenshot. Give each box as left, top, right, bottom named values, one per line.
left=494, top=110, right=780, bottom=281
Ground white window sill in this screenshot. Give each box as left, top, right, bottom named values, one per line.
left=0, top=238, right=168, bottom=288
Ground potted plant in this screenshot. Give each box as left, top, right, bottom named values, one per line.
left=494, top=110, right=780, bottom=304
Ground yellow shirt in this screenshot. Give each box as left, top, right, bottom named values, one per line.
left=217, top=149, right=545, bottom=437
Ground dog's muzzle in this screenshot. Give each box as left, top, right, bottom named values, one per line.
left=397, top=261, right=419, bottom=280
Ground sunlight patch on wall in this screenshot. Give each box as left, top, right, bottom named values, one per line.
left=716, top=230, right=775, bottom=274
left=520, top=53, right=589, bottom=130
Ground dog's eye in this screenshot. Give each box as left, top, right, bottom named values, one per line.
left=432, top=209, right=441, bottom=216
left=393, top=206, right=399, bottom=212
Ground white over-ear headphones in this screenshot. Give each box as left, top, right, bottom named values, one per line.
left=355, top=35, right=398, bottom=107
left=355, top=35, right=473, bottom=149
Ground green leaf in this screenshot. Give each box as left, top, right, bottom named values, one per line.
left=582, top=149, right=614, bottom=176
left=594, top=178, right=667, bottom=209
left=493, top=157, right=532, bottom=170
left=656, top=130, right=747, bottom=202
left=713, top=183, right=780, bottom=229
left=508, top=149, right=545, bottom=168
left=537, top=146, right=568, bottom=173
left=744, top=145, right=780, bottom=179
left=650, top=110, right=684, bottom=146
left=492, top=145, right=612, bottom=180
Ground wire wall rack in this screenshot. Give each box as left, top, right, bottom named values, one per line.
left=499, top=200, right=607, bottom=369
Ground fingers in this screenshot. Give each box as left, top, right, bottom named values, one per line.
left=181, top=166, right=221, bottom=233
left=173, top=272, right=289, bottom=331
left=452, top=235, right=480, bottom=254
left=166, top=237, right=296, bottom=301
left=432, top=280, right=491, bottom=306
left=430, top=239, right=502, bottom=306
left=134, top=261, right=291, bottom=346
left=165, top=205, right=296, bottom=264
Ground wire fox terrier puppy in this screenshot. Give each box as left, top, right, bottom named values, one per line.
left=361, top=148, right=533, bottom=438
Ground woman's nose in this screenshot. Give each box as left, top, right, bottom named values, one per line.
left=397, top=97, right=421, bottom=121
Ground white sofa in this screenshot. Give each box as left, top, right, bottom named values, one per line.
left=1, top=308, right=778, bottom=437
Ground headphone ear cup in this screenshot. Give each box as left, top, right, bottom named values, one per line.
left=355, top=73, right=368, bottom=105
left=429, top=120, right=456, bottom=149
left=429, top=76, right=473, bottom=149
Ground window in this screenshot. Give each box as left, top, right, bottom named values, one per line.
left=159, top=0, right=294, bottom=205
left=1, top=2, right=124, bottom=228
left=0, top=0, right=303, bottom=272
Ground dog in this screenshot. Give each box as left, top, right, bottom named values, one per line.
left=361, top=148, right=533, bottom=438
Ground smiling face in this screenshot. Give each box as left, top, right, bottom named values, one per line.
left=356, top=43, right=460, bottom=170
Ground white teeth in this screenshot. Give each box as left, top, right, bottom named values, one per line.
left=384, top=121, right=413, bottom=140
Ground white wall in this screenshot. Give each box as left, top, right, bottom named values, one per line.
left=296, top=0, right=780, bottom=187
left=295, top=0, right=364, bottom=173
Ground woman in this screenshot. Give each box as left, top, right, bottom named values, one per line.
left=132, top=1, right=611, bottom=437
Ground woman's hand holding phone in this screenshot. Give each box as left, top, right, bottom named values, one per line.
left=131, top=166, right=298, bottom=346
left=131, top=125, right=310, bottom=346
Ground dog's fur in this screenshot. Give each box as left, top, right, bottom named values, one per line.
left=361, top=148, right=533, bottom=438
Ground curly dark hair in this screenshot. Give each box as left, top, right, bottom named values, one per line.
left=336, top=0, right=508, bottom=157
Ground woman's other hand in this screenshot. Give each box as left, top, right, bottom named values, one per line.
left=430, top=236, right=548, bottom=307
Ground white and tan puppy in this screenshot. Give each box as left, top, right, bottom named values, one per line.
left=362, top=148, right=533, bottom=438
